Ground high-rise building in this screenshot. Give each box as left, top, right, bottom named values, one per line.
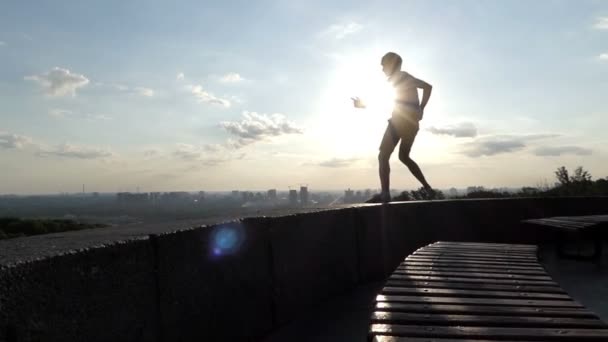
left=267, top=189, right=277, bottom=201
left=344, top=188, right=355, bottom=203
left=300, top=186, right=309, bottom=205
left=289, top=189, right=298, bottom=206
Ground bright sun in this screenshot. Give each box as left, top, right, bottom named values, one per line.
left=316, top=55, right=396, bottom=158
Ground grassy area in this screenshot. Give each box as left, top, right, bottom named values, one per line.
left=0, top=217, right=106, bottom=240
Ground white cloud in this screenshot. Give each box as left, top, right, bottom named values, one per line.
left=134, top=87, right=155, bottom=97
left=0, top=41, right=6, bottom=47
left=203, top=144, right=222, bottom=152
left=462, top=134, right=559, bottom=157
left=176, top=72, right=185, bottom=80
left=37, top=144, right=112, bottom=159
left=25, top=67, right=89, bottom=96
left=172, top=143, right=230, bottom=166
left=599, top=53, right=608, bottom=61
left=594, top=17, right=608, bottom=30
left=49, top=109, right=72, bottom=119
left=220, top=72, right=244, bottom=83
left=48, top=109, right=112, bottom=121
left=323, top=22, right=363, bottom=39
left=173, top=143, right=201, bottom=160
left=427, top=122, right=477, bottom=138
left=0, top=132, right=33, bottom=149
left=318, top=158, right=359, bottom=168
left=463, top=137, right=525, bottom=157
left=189, top=85, right=231, bottom=107
left=143, top=149, right=161, bottom=158
left=533, top=146, right=592, bottom=157
left=114, top=84, right=129, bottom=91
left=220, top=111, right=303, bottom=148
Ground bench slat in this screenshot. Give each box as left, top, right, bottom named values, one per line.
left=368, top=241, right=607, bottom=342
left=370, top=324, right=608, bottom=340
left=401, top=261, right=545, bottom=271
left=392, top=270, right=552, bottom=281
left=389, top=274, right=558, bottom=286
left=406, top=256, right=540, bottom=266
left=370, top=312, right=606, bottom=328
left=374, top=302, right=596, bottom=318
left=376, top=295, right=582, bottom=308
left=381, top=286, right=571, bottom=300
left=385, top=280, right=565, bottom=294
left=397, top=265, right=548, bottom=276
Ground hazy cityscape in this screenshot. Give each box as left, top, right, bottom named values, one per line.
left=0, top=185, right=525, bottom=225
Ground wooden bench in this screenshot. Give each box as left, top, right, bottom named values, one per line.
left=368, top=241, right=608, bottom=341
left=523, top=215, right=608, bottom=260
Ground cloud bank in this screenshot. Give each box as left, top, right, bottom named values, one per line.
left=25, top=67, right=89, bottom=96
left=220, top=111, right=303, bottom=148
left=427, top=122, right=477, bottom=138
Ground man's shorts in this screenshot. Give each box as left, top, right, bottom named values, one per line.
left=379, top=117, right=420, bottom=157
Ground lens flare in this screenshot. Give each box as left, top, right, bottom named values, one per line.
left=209, top=224, right=245, bottom=257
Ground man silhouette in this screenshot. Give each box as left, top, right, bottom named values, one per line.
left=353, top=52, right=433, bottom=202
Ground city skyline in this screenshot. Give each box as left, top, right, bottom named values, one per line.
left=2, top=1, right=608, bottom=194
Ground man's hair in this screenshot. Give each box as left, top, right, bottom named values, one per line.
left=381, top=52, right=402, bottom=72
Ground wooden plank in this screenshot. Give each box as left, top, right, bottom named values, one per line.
left=433, top=241, right=537, bottom=250
left=385, top=280, right=565, bottom=294
left=401, top=261, right=545, bottom=271
left=392, top=270, right=552, bottom=281
left=389, top=274, right=558, bottom=286
left=397, top=265, right=548, bottom=276
left=373, top=337, right=535, bottom=342
left=412, top=251, right=537, bottom=261
left=426, top=249, right=538, bottom=256
left=406, top=256, right=540, bottom=267
left=369, top=324, right=608, bottom=340
left=376, top=295, right=582, bottom=308
left=556, top=215, right=608, bottom=222
left=381, top=287, right=571, bottom=300
left=423, top=246, right=537, bottom=254
left=370, top=312, right=607, bottom=328
left=374, top=302, right=596, bottom=318
left=524, top=219, right=595, bottom=230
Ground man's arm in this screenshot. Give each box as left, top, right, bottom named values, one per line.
left=412, top=77, right=432, bottom=112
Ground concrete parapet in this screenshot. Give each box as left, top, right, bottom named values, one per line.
left=267, top=209, right=358, bottom=325
left=0, top=239, right=156, bottom=342
left=153, top=219, right=273, bottom=342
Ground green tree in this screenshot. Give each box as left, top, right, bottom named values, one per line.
left=555, top=166, right=570, bottom=186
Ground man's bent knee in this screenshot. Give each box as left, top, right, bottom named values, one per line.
left=378, top=151, right=391, bottom=163
left=398, top=152, right=412, bottom=165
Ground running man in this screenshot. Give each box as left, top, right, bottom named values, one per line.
left=352, top=52, right=433, bottom=202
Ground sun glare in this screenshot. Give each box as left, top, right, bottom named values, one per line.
left=316, top=55, right=396, bottom=158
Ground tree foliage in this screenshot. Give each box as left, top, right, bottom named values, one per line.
left=0, top=217, right=106, bottom=240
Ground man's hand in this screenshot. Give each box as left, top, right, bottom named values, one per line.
left=351, top=97, right=366, bottom=109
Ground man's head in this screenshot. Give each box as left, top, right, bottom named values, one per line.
left=381, top=52, right=402, bottom=77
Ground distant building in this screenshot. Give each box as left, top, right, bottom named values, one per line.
left=242, top=191, right=254, bottom=202
left=448, top=187, right=459, bottom=197
left=364, top=189, right=372, bottom=199
left=300, top=186, right=309, bottom=205
left=267, top=189, right=277, bottom=201
left=344, top=188, right=355, bottom=203
left=116, top=192, right=149, bottom=205
left=289, top=189, right=298, bottom=206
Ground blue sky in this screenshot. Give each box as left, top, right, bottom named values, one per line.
left=1, top=0, right=607, bottom=194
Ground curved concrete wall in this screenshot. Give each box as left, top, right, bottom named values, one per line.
left=1, top=197, right=607, bottom=342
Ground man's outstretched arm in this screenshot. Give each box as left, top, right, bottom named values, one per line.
left=413, top=77, right=432, bottom=113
